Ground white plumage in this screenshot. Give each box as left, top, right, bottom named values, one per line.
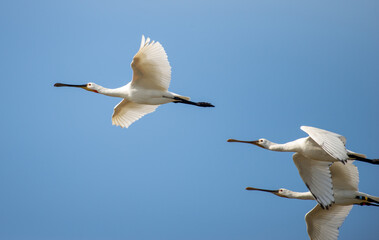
left=293, top=153, right=334, bottom=208
left=300, top=126, right=349, bottom=162
left=246, top=161, right=379, bottom=240
left=228, top=125, right=377, bottom=208
left=131, top=36, right=171, bottom=91
left=54, top=35, right=214, bottom=128
left=112, top=100, right=158, bottom=128
left=305, top=204, right=353, bottom=240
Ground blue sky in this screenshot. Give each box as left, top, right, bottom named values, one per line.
left=1, top=0, right=378, bottom=239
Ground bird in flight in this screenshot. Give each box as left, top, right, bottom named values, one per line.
left=245, top=161, right=379, bottom=240
left=55, top=35, right=214, bottom=128
left=228, top=126, right=378, bottom=209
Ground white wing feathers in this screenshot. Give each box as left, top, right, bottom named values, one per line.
left=112, top=99, right=158, bottom=128
left=293, top=153, right=334, bottom=208
left=301, top=126, right=349, bottom=161
left=131, top=35, right=171, bottom=91
left=329, top=161, right=359, bottom=191
left=305, top=204, right=353, bottom=240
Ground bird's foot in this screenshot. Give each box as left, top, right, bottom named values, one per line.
left=196, top=102, right=214, bottom=107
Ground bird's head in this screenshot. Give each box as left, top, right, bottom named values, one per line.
left=227, top=138, right=272, bottom=149
left=275, top=188, right=292, bottom=198
left=54, top=82, right=100, bottom=93
left=246, top=187, right=292, bottom=198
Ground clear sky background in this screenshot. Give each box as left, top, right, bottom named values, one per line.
left=1, top=1, right=378, bottom=239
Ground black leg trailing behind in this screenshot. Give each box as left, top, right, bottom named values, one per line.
left=348, top=154, right=379, bottom=165
left=172, top=96, right=214, bottom=107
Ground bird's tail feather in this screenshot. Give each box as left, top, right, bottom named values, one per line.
left=347, top=150, right=366, bottom=159
left=170, top=92, right=190, bottom=101
left=177, top=95, right=190, bottom=101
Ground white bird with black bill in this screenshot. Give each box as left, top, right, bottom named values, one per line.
left=54, top=35, right=214, bottom=128
left=228, top=126, right=379, bottom=209
left=245, top=161, right=379, bottom=240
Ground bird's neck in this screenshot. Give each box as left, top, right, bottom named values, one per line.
left=267, top=140, right=301, bottom=152
left=285, top=191, right=314, bottom=200
left=97, top=85, right=128, bottom=98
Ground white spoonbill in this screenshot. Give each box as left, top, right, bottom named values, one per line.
left=245, top=161, right=379, bottom=240
left=228, top=126, right=378, bottom=208
left=54, top=35, right=214, bottom=128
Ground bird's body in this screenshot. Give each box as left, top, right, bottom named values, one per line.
left=90, top=82, right=181, bottom=104
left=247, top=187, right=378, bottom=206
left=228, top=126, right=379, bottom=209
left=267, top=137, right=338, bottom=162
left=54, top=36, right=214, bottom=128
left=246, top=161, right=379, bottom=240
left=242, top=126, right=367, bottom=163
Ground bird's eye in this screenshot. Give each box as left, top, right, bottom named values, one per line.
left=259, top=140, right=263, bottom=142
left=88, top=83, right=92, bottom=86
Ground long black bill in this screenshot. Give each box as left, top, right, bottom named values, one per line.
left=54, top=83, right=87, bottom=88
left=227, top=139, right=259, bottom=145
left=246, top=187, right=279, bottom=193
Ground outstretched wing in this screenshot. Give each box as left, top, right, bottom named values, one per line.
left=301, top=126, right=348, bottom=161
left=330, top=161, right=359, bottom=191
left=131, top=35, right=171, bottom=91
left=112, top=99, right=158, bottom=128
left=293, top=153, right=334, bottom=208
left=305, top=204, right=353, bottom=240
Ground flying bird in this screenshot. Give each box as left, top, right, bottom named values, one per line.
left=245, top=161, right=379, bottom=240
left=54, top=35, right=214, bottom=128
left=228, top=126, right=379, bottom=209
